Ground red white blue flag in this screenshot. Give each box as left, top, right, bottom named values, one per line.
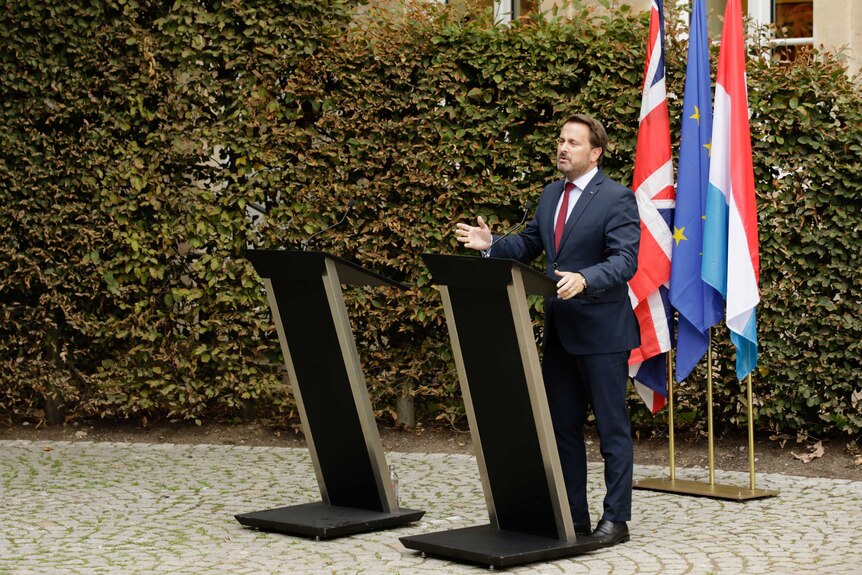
left=629, top=0, right=675, bottom=413
left=702, top=0, right=759, bottom=380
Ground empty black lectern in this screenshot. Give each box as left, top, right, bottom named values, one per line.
left=400, top=254, right=601, bottom=568
left=235, top=250, right=424, bottom=540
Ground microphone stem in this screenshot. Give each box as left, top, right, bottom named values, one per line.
left=301, top=201, right=354, bottom=251
left=488, top=203, right=532, bottom=252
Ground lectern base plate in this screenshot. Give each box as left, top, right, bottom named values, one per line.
left=400, top=524, right=603, bottom=568
left=235, top=502, right=425, bottom=540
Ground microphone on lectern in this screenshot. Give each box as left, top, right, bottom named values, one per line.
left=301, top=199, right=355, bottom=252
left=487, top=200, right=533, bottom=253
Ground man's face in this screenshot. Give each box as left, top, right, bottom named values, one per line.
left=556, top=121, right=602, bottom=181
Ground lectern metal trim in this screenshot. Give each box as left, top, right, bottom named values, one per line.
left=240, top=250, right=425, bottom=539
left=508, top=267, right=575, bottom=542
left=321, top=258, right=396, bottom=513
left=438, top=284, right=499, bottom=528
left=404, top=253, right=590, bottom=567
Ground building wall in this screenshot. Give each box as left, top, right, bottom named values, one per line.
left=547, top=0, right=860, bottom=80
left=814, top=0, right=861, bottom=78
left=362, top=1, right=860, bottom=78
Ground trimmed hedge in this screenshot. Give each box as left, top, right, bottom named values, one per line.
left=0, top=0, right=365, bottom=422
left=1, top=0, right=860, bottom=436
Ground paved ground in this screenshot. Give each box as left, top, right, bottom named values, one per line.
left=1, top=440, right=859, bottom=574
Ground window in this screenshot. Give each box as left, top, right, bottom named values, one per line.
left=489, top=0, right=539, bottom=24
left=708, top=0, right=813, bottom=61
left=771, top=0, right=813, bottom=60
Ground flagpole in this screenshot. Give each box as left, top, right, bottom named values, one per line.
left=707, top=332, right=715, bottom=485
left=667, top=351, right=675, bottom=481
left=746, top=373, right=756, bottom=490
left=633, top=333, right=777, bottom=500
left=633, top=0, right=777, bottom=502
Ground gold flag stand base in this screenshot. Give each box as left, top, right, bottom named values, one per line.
left=633, top=477, right=779, bottom=501
left=636, top=348, right=780, bottom=502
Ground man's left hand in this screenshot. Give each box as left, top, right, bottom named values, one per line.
left=554, top=271, right=587, bottom=300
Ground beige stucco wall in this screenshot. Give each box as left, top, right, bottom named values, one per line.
left=542, top=0, right=861, bottom=80
left=814, top=0, right=861, bottom=78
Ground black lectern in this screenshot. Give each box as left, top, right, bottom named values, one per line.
left=235, top=250, right=424, bottom=540
left=400, top=254, right=601, bottom=568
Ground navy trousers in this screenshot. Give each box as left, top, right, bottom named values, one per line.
left=542, top=333, right=633, bottom=524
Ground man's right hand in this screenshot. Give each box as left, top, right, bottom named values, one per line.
left=455, top=216, right=492, bottom=251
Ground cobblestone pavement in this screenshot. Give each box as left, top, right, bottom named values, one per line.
left=1, top=440, right=859, bottom=575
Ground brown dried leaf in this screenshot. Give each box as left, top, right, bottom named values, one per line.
left=791, top=441, right=825, bottom=463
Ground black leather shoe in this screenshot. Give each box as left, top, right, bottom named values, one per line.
left=590, top=519, right=630, bottom=547
left=573, top=521, right=592, bottom=535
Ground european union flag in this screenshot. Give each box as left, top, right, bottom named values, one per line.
left=669, top=0, right=724, bottom=383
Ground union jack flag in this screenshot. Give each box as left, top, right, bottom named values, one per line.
left=628, top=0, right=675, bottom=413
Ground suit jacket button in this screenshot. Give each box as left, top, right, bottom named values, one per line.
left=552, top=262, right=558, bottom=269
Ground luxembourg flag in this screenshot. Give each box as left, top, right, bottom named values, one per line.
left=702, top=0, right=759, bottom=380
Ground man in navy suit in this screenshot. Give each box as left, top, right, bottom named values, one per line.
left=455, top=114, right=640, bottom=547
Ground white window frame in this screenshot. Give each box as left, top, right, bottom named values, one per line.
left=748, top=0, right=772, bottom=27
left=494, top=0, right=515, bottom=24
left=494, top=0, right=534, bottom=25
left=748, top=0, right=814, bottom=49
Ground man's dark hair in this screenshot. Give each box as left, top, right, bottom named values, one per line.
left=565, top=114, right=608, bottom=165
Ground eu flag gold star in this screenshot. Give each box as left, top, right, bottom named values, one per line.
left=673, top=226, right=688, bottom=246
left=703, top=142, right=712, bottom=156
left=690, top=105, right=701, bottom=125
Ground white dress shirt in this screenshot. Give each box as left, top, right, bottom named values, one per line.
left=553, top=166, right=598, bottom=227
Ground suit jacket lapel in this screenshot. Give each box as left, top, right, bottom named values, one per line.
left=557, top=170, right=604, bottom=255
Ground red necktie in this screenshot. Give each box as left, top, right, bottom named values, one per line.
left=554, top=182, right=575, bottom=251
